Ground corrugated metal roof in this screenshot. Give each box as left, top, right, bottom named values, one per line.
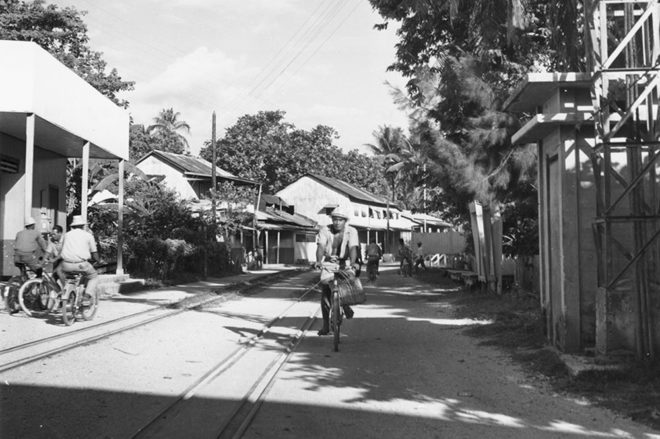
left=308, top=174, right=389, bottom=206
left=140, top=150, right=257, bottom=184
left=261, top=207, right=317, bottom=228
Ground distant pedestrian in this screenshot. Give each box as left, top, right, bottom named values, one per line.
left=366, top=239, right=382, bottom=278
left=414, top=242, right=427, bottom=272
left=398, top=238, right=413, bottom=275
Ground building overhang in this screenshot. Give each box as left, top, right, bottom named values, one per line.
left=511, top=112, right=594, bottom=145
left=0, top=41, right=129, bottom=160
left=503, top=72, right=592, bottom=113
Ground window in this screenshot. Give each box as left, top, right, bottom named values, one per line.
left=296, top=234, right=316, bottom=242
left=0, top=154, right=19, bottom=173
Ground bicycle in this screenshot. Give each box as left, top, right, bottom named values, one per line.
left=60, top=271, right=98, bottom=326
left=320, top=266, right=363, bottom=352
left=18, top=269, right=97, bottom=325
left=3, top=264, right=39, bottom=314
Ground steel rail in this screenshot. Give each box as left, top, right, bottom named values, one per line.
left=219, top=308, right=318, bottom=439
left=131, top=279, right=322, bottom=439
left=0, top=275, right=319, bottom=374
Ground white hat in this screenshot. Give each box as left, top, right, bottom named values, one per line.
left=70, top=215, right=86, bottom=227
left=24, top=216, right=36, bottom=227
left=330, top=205, right=351, bottom=220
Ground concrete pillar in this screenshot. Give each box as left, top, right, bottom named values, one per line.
left=81, top=142, right=90, bottom=221
left=116, top=159, right=124, bottom=276
left=276, top=231, right=281, bottom=264
left=24, top=113, right=35, bottom=219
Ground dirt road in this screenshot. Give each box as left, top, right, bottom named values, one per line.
left=1, top=266, right=658, bottom=438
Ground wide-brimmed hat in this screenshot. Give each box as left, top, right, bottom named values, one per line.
left=70, top=215, right=86, bottom=227
left=24, top=216, right=36, bottom=227
left=330, top=205, right=351, bottom=220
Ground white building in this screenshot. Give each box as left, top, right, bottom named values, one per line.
left=0, top=41, right=129, bottom=277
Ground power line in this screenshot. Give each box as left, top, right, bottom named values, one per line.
left=263, top=1, right=361, bottom=100
left=249, top=0, right=352, bottom=99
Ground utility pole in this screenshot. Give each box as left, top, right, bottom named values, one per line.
left=211, top=111, right=217, bottom=223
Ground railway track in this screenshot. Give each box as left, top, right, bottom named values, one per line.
left=0, top=273, right=314, bottom=374
left=1, top=271, right=328, bottom=438
left=131, top=279, right=322, bottom=439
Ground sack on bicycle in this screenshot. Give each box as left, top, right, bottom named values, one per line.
left=335, top=270, right=366, bottom=305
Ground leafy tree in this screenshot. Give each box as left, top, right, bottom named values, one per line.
left=129, top=123, right=153, bottom=162
left=200, top=110, right=388, bottom=197
left=0, top=0, right=134, bottom=107
left=148, top=108, right=191, bottom=154
left=368, top=2, right=557, bottom=255
left=208, top=182, right=257, bottom=244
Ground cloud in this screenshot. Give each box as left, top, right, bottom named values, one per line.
left=132, top=46, right=252, bottom=106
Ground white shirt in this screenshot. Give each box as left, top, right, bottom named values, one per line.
left=60, top=228, right=97, bottom=262
left=317, top=225, right=359, bottom=260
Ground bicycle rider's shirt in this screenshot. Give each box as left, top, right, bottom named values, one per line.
left=14, top=229, right=47, bottom=256
left=317, top=224, right=359, bottom=262
left=60, top=229, right=97, bottom=263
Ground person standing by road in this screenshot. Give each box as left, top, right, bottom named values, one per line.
left=14, top=216, right=48, bottom=276
left=314, top=206, right=360, bottom=336
left=58, top=215, right=101, bottom=302
left=397, top=238, right=413, bottom=275
left=414, top=241, right=427, bottom=272
left=366, top=239, right=383, bottom=278
left=45, top=225, right=64, bottom=287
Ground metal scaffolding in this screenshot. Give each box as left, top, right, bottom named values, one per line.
left=585, top=0, right=660, bottom=360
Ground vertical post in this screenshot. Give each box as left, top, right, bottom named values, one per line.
left=265, top=230, right=270, bottom=264
left=24, top=113, right=35, bottom=219
left=253, top=183, right=262, bottom=254
left=81, top=142, right=90, bottom=222
left=117, top=159, right=125, bottom=275
left=386, top=201, right=391, bottom=254
left=276, top=231, right=281, bottom=264
left=211, top=111, right=217, bottom=223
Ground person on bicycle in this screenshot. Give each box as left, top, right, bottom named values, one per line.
left=57, top=215, right=100, bottom=302
left=366, top=239, right=382, bottom=279
left=14, top=216, right=48, bottom=277
left=314, top=205, right=360, bottom=336
left=397, top=238, right=413, bottom=275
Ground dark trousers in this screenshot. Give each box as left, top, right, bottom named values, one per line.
left=320, top=283, right=353, bottom=330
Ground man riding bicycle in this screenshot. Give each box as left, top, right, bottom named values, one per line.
left=14, top=216, right=48, bottom=277
left=56, top=215, right=100, bottom=305
left=314, top=205, right=360, bottom=336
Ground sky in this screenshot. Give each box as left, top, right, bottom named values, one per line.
left=49, top=0, right=410, bottom=156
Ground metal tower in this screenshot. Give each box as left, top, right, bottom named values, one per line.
left=585, top=0, right=660, bottom=360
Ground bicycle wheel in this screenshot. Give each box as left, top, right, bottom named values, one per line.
left=4, top=276, right=23, bottom=314
left=61, top=288, right=76, bottom=326
left=79, top=287, right=98, bottom=321
left=331, top=290, right=341, bottom=352
left=18, top=278, right=47, bottom=317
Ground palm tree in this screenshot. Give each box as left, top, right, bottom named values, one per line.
left=148, top=108, right=191, bottom=154
left=364, top=125, right=406, bottom=156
